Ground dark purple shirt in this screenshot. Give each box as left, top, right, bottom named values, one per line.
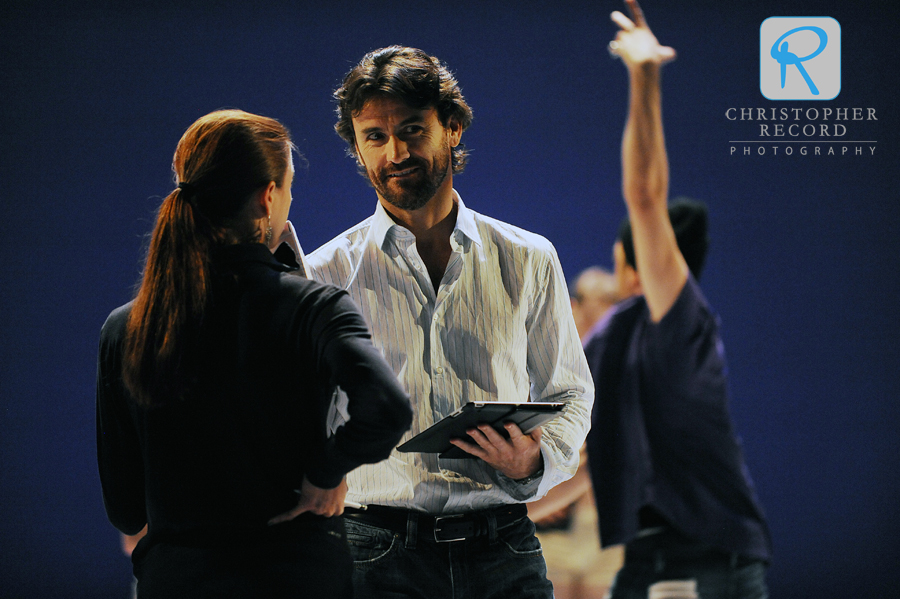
left=584, top=277, right=771, bottom=560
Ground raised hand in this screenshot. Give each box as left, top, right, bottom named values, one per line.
left=608, top=0, right=675, bottom=68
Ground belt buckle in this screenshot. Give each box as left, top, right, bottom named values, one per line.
left=433, top=514, right=471, bottom=543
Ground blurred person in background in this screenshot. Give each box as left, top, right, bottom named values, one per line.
left=584, top=2, right=772, bottom=597
left=531, top=267, right=625, bottom=599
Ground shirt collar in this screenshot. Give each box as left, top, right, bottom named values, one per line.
left=369, top=190, right=484, bottom=251
left=453, top=191, right=483, bottom=250
left=370, top=200, right=402, bottom=248
left=272, top=220, right=310, bottom=277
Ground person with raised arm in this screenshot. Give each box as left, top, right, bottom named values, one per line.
left=583, top=2, right=772, bottom=597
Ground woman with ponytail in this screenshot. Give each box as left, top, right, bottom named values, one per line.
left=96, top=109, right=412, bottom=598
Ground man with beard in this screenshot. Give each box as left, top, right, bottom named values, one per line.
left=300, top=45, right=594, bottom=599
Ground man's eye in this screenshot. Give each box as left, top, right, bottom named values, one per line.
left=366, top=132, right=384, bottom=141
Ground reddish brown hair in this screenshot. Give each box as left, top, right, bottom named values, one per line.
left=123, top=109, right=293, bottom=406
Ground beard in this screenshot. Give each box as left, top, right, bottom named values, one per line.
left=367, top=144, right=451, bottom=211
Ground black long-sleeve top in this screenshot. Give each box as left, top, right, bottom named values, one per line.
left=96, top=243, right=412, bottom=551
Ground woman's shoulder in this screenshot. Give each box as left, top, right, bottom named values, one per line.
left=273, top=273, right=352, bottom=311
left=100, top=301, right=134, bottom=342
left=256, top=275, right=368, bottom=347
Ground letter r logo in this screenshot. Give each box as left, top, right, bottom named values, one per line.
left=760, top=17, right=841, bottom=100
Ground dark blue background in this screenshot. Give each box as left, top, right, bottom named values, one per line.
left=2, top=1, right=897, bottom=597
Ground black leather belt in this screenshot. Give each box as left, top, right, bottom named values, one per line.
left=344, top=504, right=528, bottom=543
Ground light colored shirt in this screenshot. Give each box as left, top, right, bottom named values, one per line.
left=303, top=192, right=594, bottom=514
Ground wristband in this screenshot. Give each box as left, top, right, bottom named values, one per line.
left=513, top=466, right=544, bottom=485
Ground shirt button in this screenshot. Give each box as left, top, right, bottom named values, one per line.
left=435, top=366, right=444, bottom=375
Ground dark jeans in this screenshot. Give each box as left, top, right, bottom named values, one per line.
left=345, top=507, right=553, bottom=599
left=610, top=528, right=768, bottom=599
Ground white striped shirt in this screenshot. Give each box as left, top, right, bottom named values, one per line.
left=304, top=193, right=594, bottom=514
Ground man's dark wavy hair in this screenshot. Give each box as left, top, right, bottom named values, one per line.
left=617, top=198, right=711, bottom=281
left=334, top=46, right=474, bottom=174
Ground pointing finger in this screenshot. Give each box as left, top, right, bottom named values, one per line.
left=610, top=11, right=635, bottom=32
left=626, top=0, right=647, bottom=28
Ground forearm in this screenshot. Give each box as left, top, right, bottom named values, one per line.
left=527, top=463, right=591, bottom=521
left=622, top=63, right=668, bottom=214
left=611, top=0, right=687, bottom=319
left=96, top=351, right=147, bottom=535
left=309, top=336, right=412, bottom=488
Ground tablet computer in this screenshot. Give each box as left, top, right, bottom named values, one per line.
left=396, top=401, right=565, bottom=460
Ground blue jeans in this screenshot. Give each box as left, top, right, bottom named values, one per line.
left=610, top=528, right=768, bottom=599
left=345, top=508, right=553, bottom=599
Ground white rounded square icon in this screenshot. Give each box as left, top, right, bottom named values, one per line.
left=760, top=17, right=841, bottom=100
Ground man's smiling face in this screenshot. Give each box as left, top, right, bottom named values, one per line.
left=352, top=94, right=460, bottom=212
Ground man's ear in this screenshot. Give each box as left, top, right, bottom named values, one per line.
left=447, top=118, right=463, bottom=148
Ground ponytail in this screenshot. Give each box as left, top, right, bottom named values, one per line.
left=121, top=109, right=293, bottom=407
left=123, top=187, right=213, bottom=406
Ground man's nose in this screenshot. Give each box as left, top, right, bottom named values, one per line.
left=387, top=136, right=410, bottom=164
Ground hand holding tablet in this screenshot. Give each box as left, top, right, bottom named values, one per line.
left=397, top=402, right=564, bottom=460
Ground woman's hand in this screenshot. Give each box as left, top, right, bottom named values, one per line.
left=268, top=476, right=348, bottom=525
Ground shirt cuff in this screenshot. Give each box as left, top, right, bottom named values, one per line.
left=531, top=440, right=578, bottom=501
left=494, top=447, right=548, bottom=501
